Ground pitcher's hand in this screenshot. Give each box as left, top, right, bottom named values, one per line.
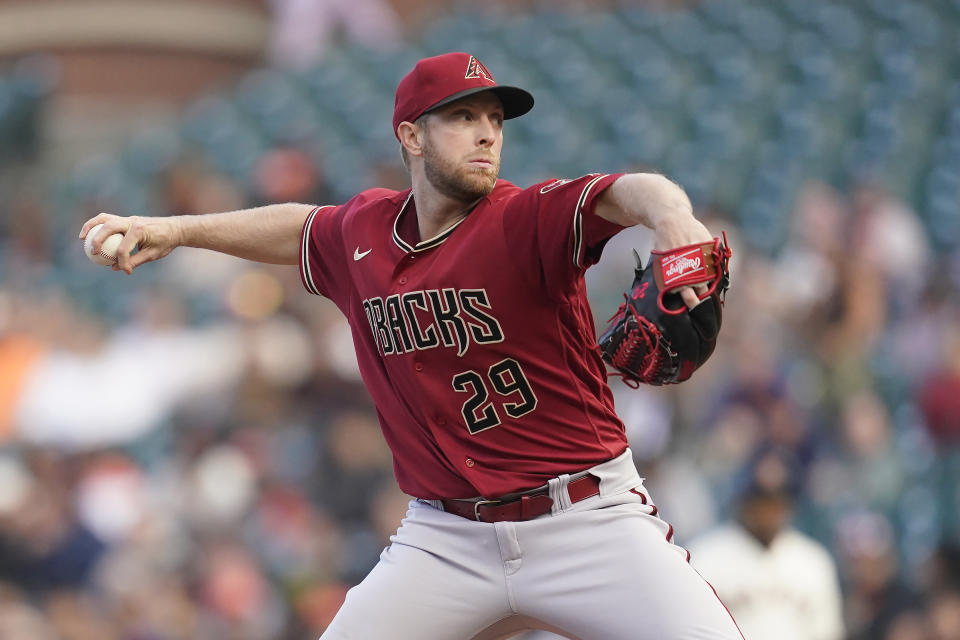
left=79, top=214, right=183, bottom=274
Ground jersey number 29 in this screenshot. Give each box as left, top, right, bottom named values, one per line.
left=451, top=358, right=538, bottom=434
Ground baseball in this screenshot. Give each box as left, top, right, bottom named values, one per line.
left=83, top=223, right=125, bottom=266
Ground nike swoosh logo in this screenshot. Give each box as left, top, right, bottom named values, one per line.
left=354, top=247, right=372, bottom=261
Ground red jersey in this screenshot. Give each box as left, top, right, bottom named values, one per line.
left=300, top=174, right=629, bottom=499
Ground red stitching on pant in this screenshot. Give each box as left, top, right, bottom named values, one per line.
left=702, top=576, right=747, bottom=640
left=630, top=487, right=737, bottom=637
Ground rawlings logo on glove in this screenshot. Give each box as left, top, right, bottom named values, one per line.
left=598, top=234, right=732, bottom=386
left=663, top=252, right=703, bottom=283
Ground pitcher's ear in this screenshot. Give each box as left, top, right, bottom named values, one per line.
left=397, top=121, right=424, bottom=158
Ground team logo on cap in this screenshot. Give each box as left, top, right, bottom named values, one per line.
left=465, top=56, right=494, bottom=82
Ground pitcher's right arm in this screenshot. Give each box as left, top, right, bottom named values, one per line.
left=79, top=203, right=316, bottom=274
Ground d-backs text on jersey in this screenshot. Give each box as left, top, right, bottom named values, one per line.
left=362, top=288, right=504, bottom=357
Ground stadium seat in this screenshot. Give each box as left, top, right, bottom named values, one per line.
left=813, top=4, right=865, bottom=52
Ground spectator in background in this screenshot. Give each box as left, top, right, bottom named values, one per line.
left=0, top=450, right=106, bottom=594
left=918, top=319, right=960, bottom=446
left=850, top=183, right=931, bottom=310
left=267, top=0, right=402, bottom=69
left=838, top=511, right=924, bottom=640
left=689, top=447, right=845, bottom=640
left=252, top=147, right=331, bottom=208
left=839, top=391, right=904, bottom=514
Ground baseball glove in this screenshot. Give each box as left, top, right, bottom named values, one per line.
left=598, top=234, right=732, bottom=386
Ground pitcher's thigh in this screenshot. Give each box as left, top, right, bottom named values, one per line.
left=516, top=505, right=743, bottom=640
left=321, top=539, right=510, bottom=640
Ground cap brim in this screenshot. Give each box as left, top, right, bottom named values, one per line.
left=425, top=85, right=534, bottom=120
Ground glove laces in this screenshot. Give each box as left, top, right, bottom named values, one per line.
left=605, top=294, right=666, bottom=388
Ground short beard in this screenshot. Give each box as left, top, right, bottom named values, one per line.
left=422, top=138, right=499, bottom=203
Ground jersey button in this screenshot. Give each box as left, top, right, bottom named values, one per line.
left=398, top=276, right=408, bottom=285
left=465, top=458, right=475, bottom=468
left=414, top=362, right=424, bottom=372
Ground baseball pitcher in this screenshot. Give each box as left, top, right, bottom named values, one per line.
left=80, top=52, right=739, bottom=640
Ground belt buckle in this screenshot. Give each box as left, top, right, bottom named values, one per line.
left=473, top=499, right=499, bottom=521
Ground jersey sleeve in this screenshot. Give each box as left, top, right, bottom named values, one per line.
left=502, top=173, right=626, bottom=292
left=299, top=204, right=349, bottom=301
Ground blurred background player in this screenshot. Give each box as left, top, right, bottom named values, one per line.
left=688, top=447, right=845, bottom=640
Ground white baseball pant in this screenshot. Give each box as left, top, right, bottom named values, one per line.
left=320, top=449, right=744, bottom=639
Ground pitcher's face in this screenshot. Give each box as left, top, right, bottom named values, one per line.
left=421, top=92, right=504, bottom=202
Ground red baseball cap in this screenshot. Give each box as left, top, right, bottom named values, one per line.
left=393, top=52, right=534, bottom=140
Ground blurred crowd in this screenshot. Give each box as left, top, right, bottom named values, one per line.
left=1, top=1, right=960, bottom=639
